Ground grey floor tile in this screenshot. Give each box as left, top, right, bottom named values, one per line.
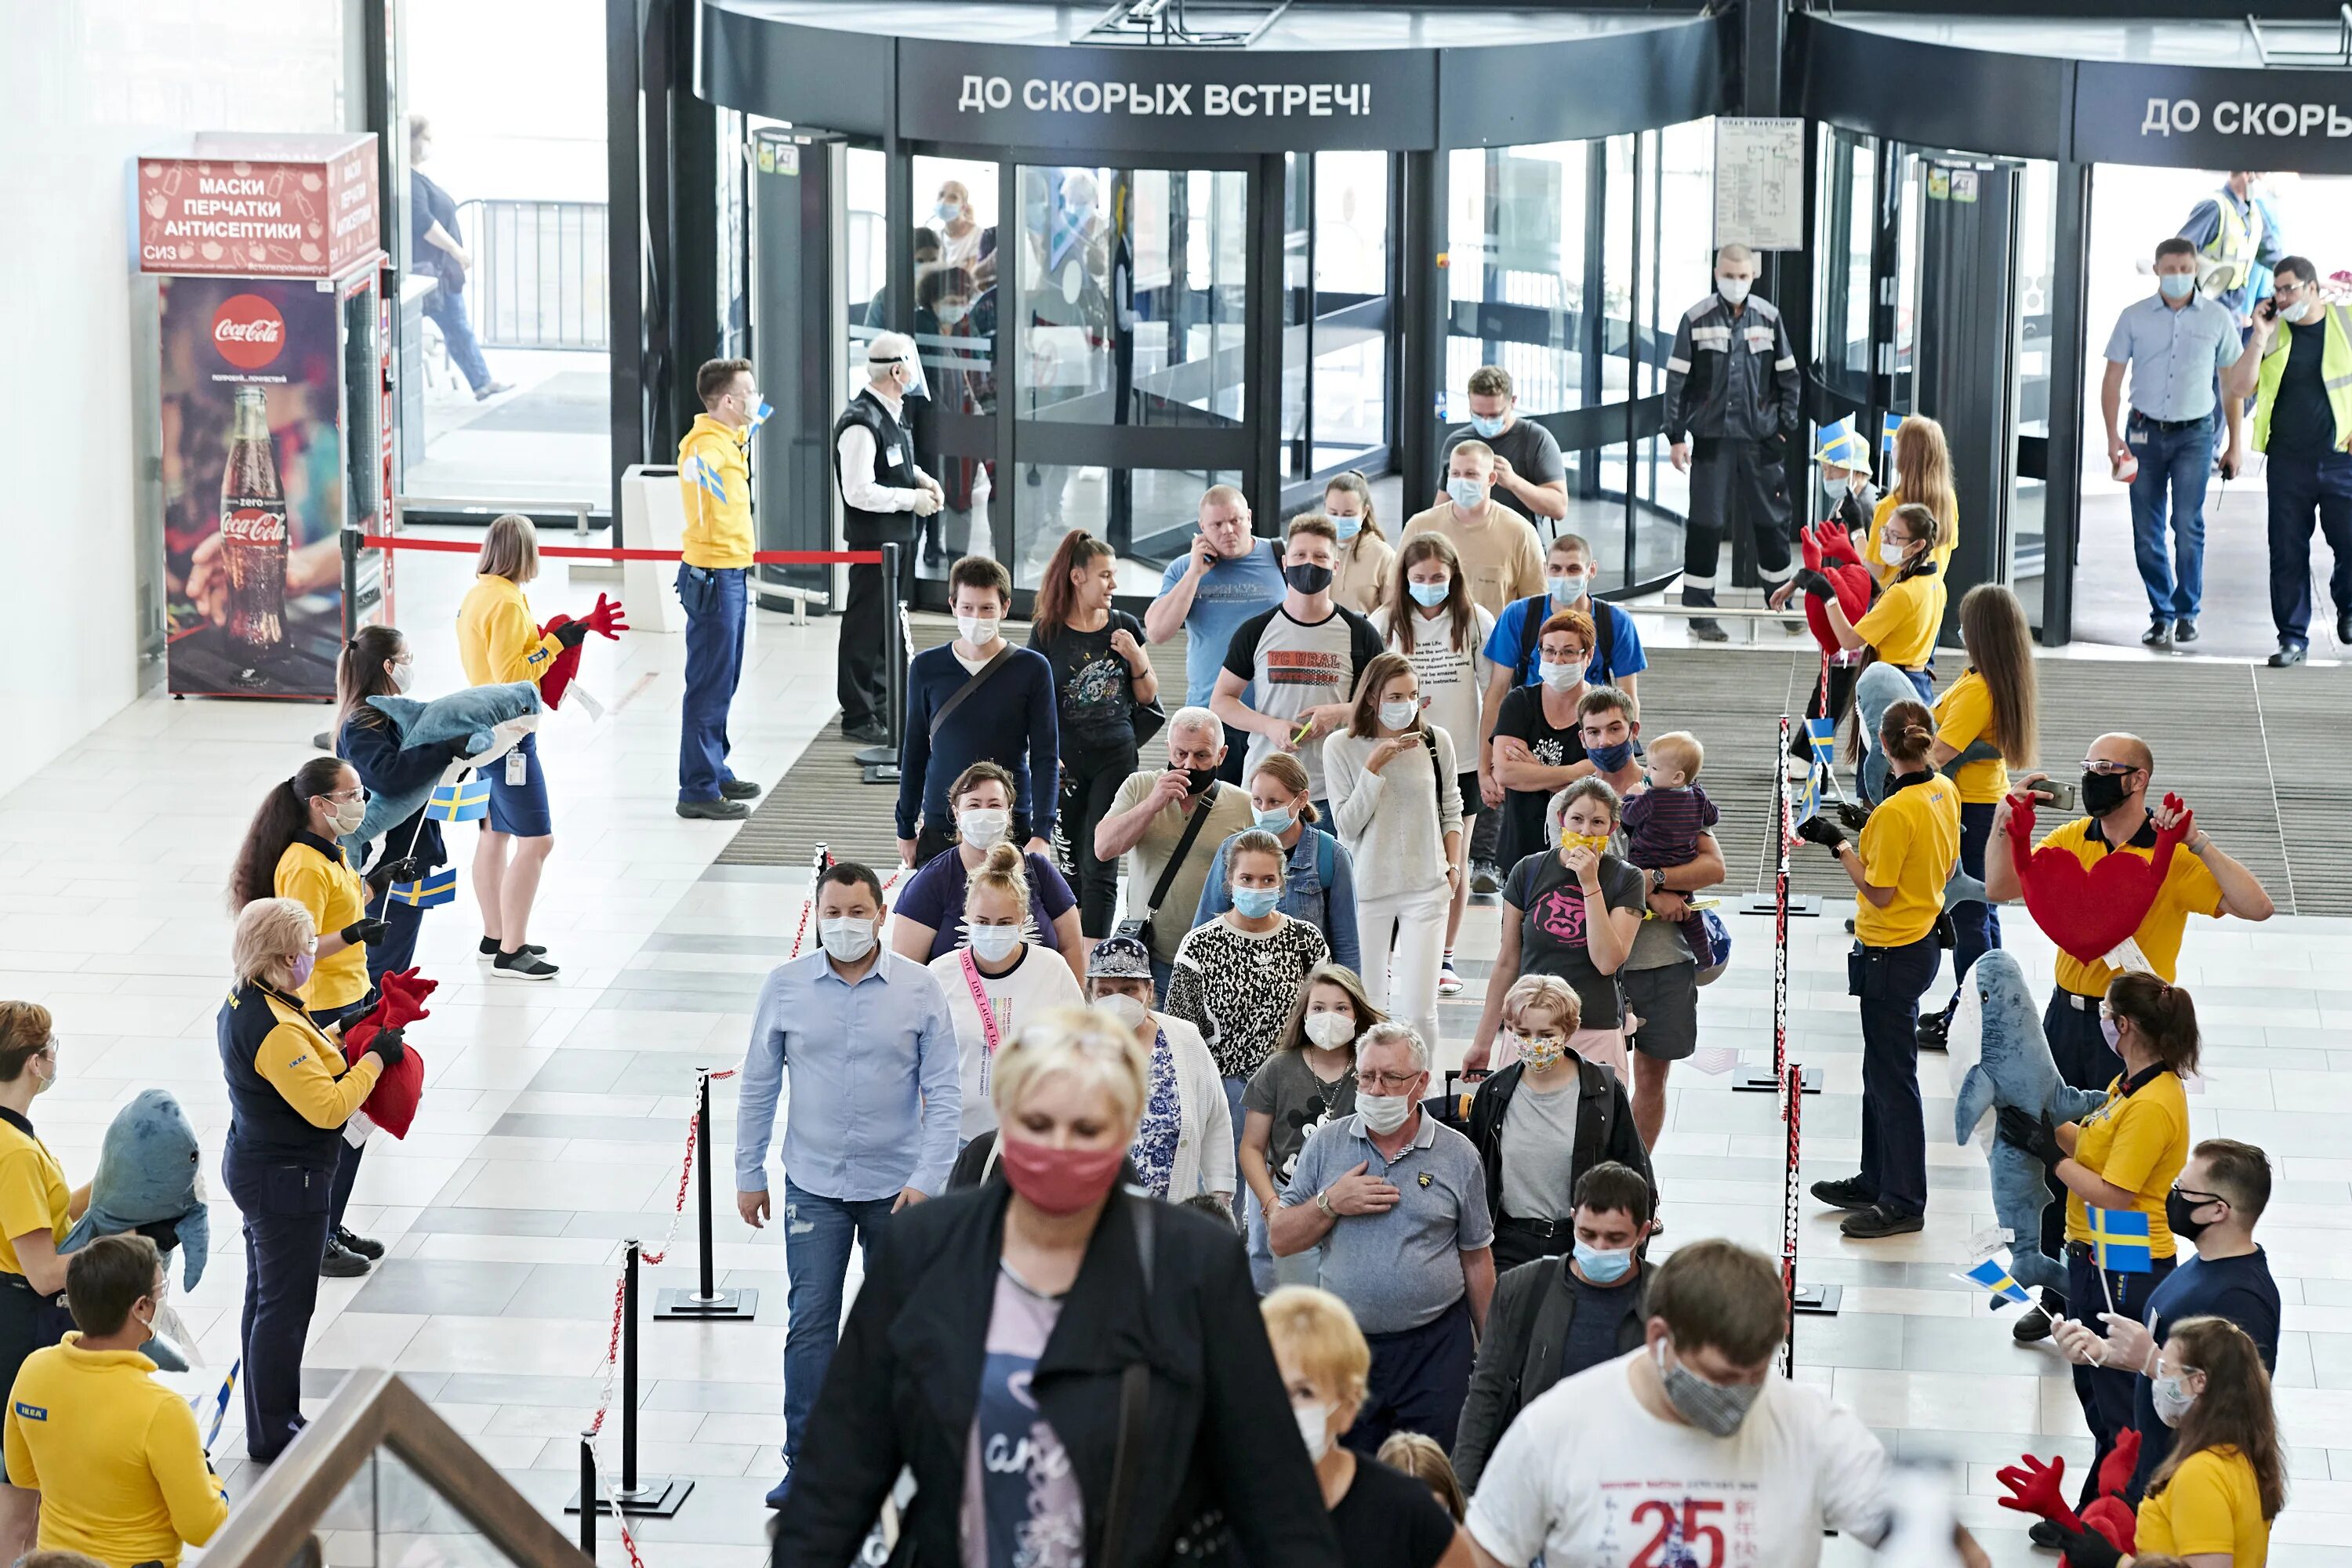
left=529, top=1051, right=639, bottom=1094
left=1899, top=1313, right=2050, bottom=1377
left=411, top=1205, right=582, bottom=1238
left=644, top=1378, right=784, bottom=1415
left=1788, top=1308, right=1907, bottom=1370
left=441, top=1371, right=615, bottom=1408
left=493, top=1111, right=702, bottom=1144
left=347, top=1258, right=536, bottom=1317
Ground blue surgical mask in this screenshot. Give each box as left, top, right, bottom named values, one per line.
left=1327, top=510, right=1364, bottom=540
left=1408, top=579, right=1450, bottom=608
left=1822, top=475, right=1850, bottom=502
left=1468, top=414, right=1508, bottom=439
left=1587, top=738, right=1635, bottom=772
left=2159, top=273, right=2196, bottom=301
left=1548, top=571, right=1589, bottom=604
left=1231, top=887, right=1281, bottom=919
left=1573, top=1238, right=1635, bottom=1284
left=1253, top=804, right=1294, bottom=832
left=1447, top=477, right=1486, bottom=510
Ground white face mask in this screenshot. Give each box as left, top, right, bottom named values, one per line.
left=959, top=808, right=1011, bottom=849
left=1303, top=1011, right=1355, bottom=1050
left=1446, top=477, right=1486, bottom=511
left=1822, top=475, right=1850, bottom=503
left=936, top=302, right=970, bottom=327
left=1716, top=276, right=1751, bottom=306
left=967, top=924, right=1022, bottom=963
left=956, top=614, right=1002, bottom=647
left=1378, top=699, right=1418, bottom=732
left=1294, top=1399, right=1334, bottom=1462
left=1358, top=1090, right=1414, bottom=1134
left=1538, top=659, right=1586, bottom=693
left=1877, top=536, right=1912, bottom=567
left=323, top=796, right=366, bottom=836
left=388, top=659, right=416, bottom=694
left=818, top=916, right=877, bottom=964
left=1096, top=992, right=1150, bottom=1033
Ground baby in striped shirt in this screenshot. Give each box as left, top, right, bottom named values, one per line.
left=1619, top=731, right=1719, bottom=964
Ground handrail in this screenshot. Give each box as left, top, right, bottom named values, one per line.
left=197, top=1367, right=595, bottom=1568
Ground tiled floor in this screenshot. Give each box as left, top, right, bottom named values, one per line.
left=7, top=541, right=2350, bottom=1564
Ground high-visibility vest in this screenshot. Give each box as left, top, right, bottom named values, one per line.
left=2252, top=302, right=2352, bottom=454
left=2199, top=193, right=2259, bottom=296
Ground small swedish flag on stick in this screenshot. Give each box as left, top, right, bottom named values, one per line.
left=1955, top=1257, right=2033, bottom=1309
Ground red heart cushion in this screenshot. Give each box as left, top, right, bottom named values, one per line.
left=536, top=615, right=585, bottom=710
left=2079, top=1496, right=2137, bottom=1557
left=361, top=1040, right=426, bottom=1140
left=2006, top=793, right=2191, bottom=964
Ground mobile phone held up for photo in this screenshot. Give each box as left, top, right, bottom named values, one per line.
left=2031, top=779, right=2077, bottom=811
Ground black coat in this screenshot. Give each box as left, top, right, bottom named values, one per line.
left=1464, top=1058, right=1656, bottom=1225
left=775, top=1178, right=1343, bottom=1568
left=1452, top=1255, right=1650, bottom=1493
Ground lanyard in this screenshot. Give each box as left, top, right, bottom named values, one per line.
left=960, top=949, right=1005, bottom=1104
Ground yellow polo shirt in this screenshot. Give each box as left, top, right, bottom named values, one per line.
left=677, top=413, right=754, bottom=569
left=2136, top=1444, right=2270, bottom=1563
left=1868, top=488, right=1960, bottom=585
left=1852, top=572, right=1947, bottom=671
left=1854, top=771, right=1962, bottom=947
left=274, top=835, right=368, bottom=1011
left=2037, top=815, right=2223, bottom=996
left=456, top=573, right=562, bottom=688
left=2063, top=1066, right=2190, bottom=1257
left=0, top=1110, right=68, bottom=1281
left=1932, top=668, right=2010, bottom=804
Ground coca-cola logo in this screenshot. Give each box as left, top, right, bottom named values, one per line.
left=211, top=294, right=285, bottom=371
left=220, top=506, right=287, bottom=545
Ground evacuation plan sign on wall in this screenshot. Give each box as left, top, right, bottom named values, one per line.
left=1713, top=116, right=1804, bottom=252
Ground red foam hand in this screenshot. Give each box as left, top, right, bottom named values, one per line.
left=535, top=615, right=586, bottom=710
left=1802, top=523, right=1827, bottom=575
left=1796, top=524, right=1876, bottom=658
left=361, top=1039, right=426, bottom=1139
left=2078, top=1497, right=2137, bottom=1559
left=372, top=967, right=437, bottom=1030
left=2005, top=791, right=2188, bottom=964
left=1816, top=518, right=1861, bottom=568
left=1994, top=1452, right=2084, bottom=1532
left=580, top=593, right=629, bottom=639
left=2095, top=1428, right=2142, bottom=1501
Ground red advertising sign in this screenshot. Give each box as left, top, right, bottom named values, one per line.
left=137, top=132, right=379, bottom=278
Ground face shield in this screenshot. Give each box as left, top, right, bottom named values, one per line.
left=872, top=350, right=931, bottom=403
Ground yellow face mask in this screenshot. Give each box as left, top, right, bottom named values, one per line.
left=1559, top=831, right=1612, bottom=857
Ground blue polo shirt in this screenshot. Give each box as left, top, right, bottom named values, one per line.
left=2102, top=293, right=2243, bottom=424
left=1281, top=1109, right=1494, bottom=1334
left=1156, top=539, right=1287, bottom=707
left=1485, top=592, right=1646, bottom=691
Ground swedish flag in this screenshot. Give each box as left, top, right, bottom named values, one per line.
left=1882, top=411, right=1904, bottom=452
left=746, top=399, right=772, bottom=434
left=387, top=868, right=458, bottom=909
left=2086, top=1206, right=2154, bottom=1274
left=1805, top=715, right=1837, bottom=764
left=1956, top=1258, right=2032, bottom=1308
left=426, top=778, right=490, bottom=822
left=684, top=454, right=729, bottom=503
left=1813, top=415, right=1869, bottom=470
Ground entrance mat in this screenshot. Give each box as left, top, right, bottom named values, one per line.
left=713, top=714, right=908, bottom=870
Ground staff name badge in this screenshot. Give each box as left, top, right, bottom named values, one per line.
left=506, top=750, right=528, bottom=786
left=884, top=445, right=903, bottom=466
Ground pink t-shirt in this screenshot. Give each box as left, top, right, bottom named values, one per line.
left=959, top=1265, right=1085, bottom=1567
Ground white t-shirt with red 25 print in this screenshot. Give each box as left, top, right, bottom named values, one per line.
left=1465, top=1348, right=1892, bottom=1568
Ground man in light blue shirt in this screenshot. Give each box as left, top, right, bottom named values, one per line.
left=2101, top=235, right=2245, bottom=649
left=734, top=858, right=958, bottom=1505
left=1145, top=484, right=1286, bottom=782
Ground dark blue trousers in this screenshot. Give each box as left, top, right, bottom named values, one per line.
left=677, top=564, right=748, bottom=803
left=2067, top=1245, right=2176, bottom=1506
left=1937, top=801, right=2002, bottom=1000
left=1345, top=1294, right=1475, bottom=1457
left=2265, top=450, right=2352, bottom=647
left=224, top=1152, right=336, bottom=1461
left=1855, top=936, right=1938, bottom=1218
left=2125, top=411, right=2213, bottom=621
left=368, top=898, right=426, bottom=982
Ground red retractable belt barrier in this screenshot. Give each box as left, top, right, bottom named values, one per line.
left=355, top=533, right=880, bottom=564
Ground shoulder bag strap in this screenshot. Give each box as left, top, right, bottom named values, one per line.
left=1099, top=1197, right=1156, bottom=1566
left=1422, top=728, right=1446, bottom=846
left=928, top=644, right=1016, bottom=739
left=1144, top=789, right=1218, bottom=917
left=1593, top=599, right=1615, bottom=676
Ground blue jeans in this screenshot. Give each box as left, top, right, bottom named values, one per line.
left=1853, top=936, right=1938, bottom=1217
left=422, top=283, right=493, bottom=394
left=2265, top=450, right=2352, bottom=646
left=677, top=564, right=749, bottom=801
left=781, top=1178, right=895, bottom=1469
left=1221, top=1076, right=1249, bottom=1218
left=2125, top=411, right=2213, bottom=620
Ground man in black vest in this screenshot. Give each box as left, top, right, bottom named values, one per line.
left=833, top=333, right=942, bottom=743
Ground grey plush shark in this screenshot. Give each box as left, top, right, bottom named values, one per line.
left=59, top=1088, right=209, bottom=1292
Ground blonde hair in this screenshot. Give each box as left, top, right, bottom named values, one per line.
left=1250, top=754, right=1320, bottom=825
left=991, top=1006, right=1151, bottom=1130
left=1501, top=974, right=1583, bottom=1036
left=476, top=513, right=541, bottom=583
left=1889, top=416, right=1958, bottom=550
left=232, top=897, right=316, bottom=985
left=964, top=841, right=1033, bottom=920
left=1646, top=731, right=1703, bottom=783
left=1446, top=439, right=1494, bottom=470
left=1377, top=1432, right=1467, bottom=1523
left=1277, top=963, right=1384, bottom=1053
left=1225, top=829, right=1289, bottom=890
left=1261, top=1286, right=1370, bottom=1410
left=0, top=1004, right=54, bottom=1083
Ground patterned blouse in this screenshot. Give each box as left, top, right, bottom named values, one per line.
left=1127, top=1029, right=1183, bottom=1198
left=1163, top=913, right=1330, bottom=1080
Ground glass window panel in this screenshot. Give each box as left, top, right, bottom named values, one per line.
left=1283, top=152, right=1311, bottom=479
left=844, top=146, right=888, bottom=378
left=1600, top=133, right=1635, bottom=403
left=1650, top=118, right=1715, bottom=399
left=1314, top=149, right=1388, bottom=469
left=1007, top=464, right=1240, bottom=593
left=1446, top=143, right=1590, bottom=416
left=2011, top=158, right=2056, bottom=626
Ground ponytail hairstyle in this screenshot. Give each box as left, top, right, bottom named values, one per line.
left=1033, top=529, right=1116, bottom=641
left=1878, top=699, right=1936, bottom=769
left=1388, top=533, right=1476, bottom=656
left=1250, top=753, right=1320, bottom=826
left=1324, top=470, right=1383, bottom=542
left=963, top=840, right=1034, bottom=922
left=229, top=756, right=352, bottom=911
left=1886, top=503, right=1941, bottom=583
left=2105, top=971, right=2201, bottom=1076
left=2149, top=1316, right=2286, bottom=1521
left=336, top=626, right=408, bottom=735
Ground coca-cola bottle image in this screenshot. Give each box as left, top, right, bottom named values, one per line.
left=220, top=385, right=288, bottom=664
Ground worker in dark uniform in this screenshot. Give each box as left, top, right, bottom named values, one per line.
left=1662, top=243, right=1802, bottom=642
left=833, top=332, right=942, bottom=746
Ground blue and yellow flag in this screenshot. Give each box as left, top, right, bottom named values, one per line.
left=387, top=868, right=459, bottom=909
left=2086, top=1206, right=2154, bottom=1274
left=1955, top=1257, right=2032, bottom=1308
left=746, top=399, right=773, bottom=435
left=1814, top=415, right=1869, bottom=470
left=426, top=777, right=490, bottom=822
left=683, top=454, right=729, bottom=503
left=1882, top=411, right=1904, bottom=452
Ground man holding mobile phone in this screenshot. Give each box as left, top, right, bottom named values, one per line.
left=1146, top=486, right=1287, bottom=782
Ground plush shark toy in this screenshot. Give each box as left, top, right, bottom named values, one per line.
left=1946, top=951, right=2107, bottom=1292
left=60, top=1089, right=209, bottom=1291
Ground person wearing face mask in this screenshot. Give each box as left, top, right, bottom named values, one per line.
left=2, top=1235, right=228, bottom=1568
left=916, top=263, right=992, bottom=565
left=671, top=357, right=768, bottom=820
left=1452, top=1160, right=1655, bottom=1494
left=1146, top=485, right=1288, bottom=782
left=1465, top=1240, right=1984, bottom=1566
left=931, top=179, right=993, bottom=278
left=335, top=626, right=465, bottom=984
left=1813, top=414, right=1882, bottom=540
left=894, top=761, right=1083, bottom=981
left=216, top=898, right=403, bottom=1464
left=1273, top=1023, right=1494, bottom=1455
left=1324, top=472, right=1396, bottom=613
left=1263, top=1287, right=1477, bottom=1568
left=861, top=226, right=942, bottom=330
left=897, top=554, right=1058, bottom=869
left=1987, top=733, right=2270, bottom=1341
left=1401, top=443, right=1546, bottom=619
left=2101, top=236, right=2247, bottom=649
left=1097, top=709, right=1260, bottom=990
left=929, top=844, right=1085, bottom=1145
left=776, top=1007, right=1343, bottom=1567
left=0, top=1000, right=81, bottom=1563
left=1195, top=754, right=1360, bottom=973
left=1239, top=965, right=1382, bottom=1291
left=1791, top=502, right=1945, bottom=702
left=735, top=859, right=959, bottom=1508
left=2222, top=255, right=2352, bottom=667
left=1661, top=243, right=1802, bottom=641
left=1485, top=608, right=1595, bottom=871
left=1436, top=367, right=1569, bottom=529
left=835, top=331, right=944, bottom=744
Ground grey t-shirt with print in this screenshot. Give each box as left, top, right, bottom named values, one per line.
left=1221, top=604, right=1384, bottom=800
left=1243, top=1047, right=1359, bottom=1184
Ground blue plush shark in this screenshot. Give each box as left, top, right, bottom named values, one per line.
left=341, top=681, right=543, bottom=862
left=1945, top=951, right=2107, bottom=1292
left=60, top=1089, right=209, bottom=1292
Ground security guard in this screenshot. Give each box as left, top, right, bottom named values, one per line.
left=216, top=898, right=400, bottom=1463
left=2223, top=256, right=2352, bottom=667
left=833, top=332, right=942, bottom=746
left=1663, top=242, right=1802, bottom=641
left=2179, top=171, right=2283, bottom=326
left=675, top=358, right=765, bottom=820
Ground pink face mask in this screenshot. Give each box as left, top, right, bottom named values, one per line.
left=288, top=950, right=317, bottom=990
left=999, top=1134, right=1126, bottom=1215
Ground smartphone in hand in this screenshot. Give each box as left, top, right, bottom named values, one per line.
left=2031, top=779, right=2078, bottom=811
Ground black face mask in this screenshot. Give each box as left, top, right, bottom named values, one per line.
left=1182, top=766, right=1220, bottom=796
left=2165, top=1189, right=2221, bottom=1243
left=2081, top=768, right=2135, bottom=816
left=1285, top=562, right=1334, bottom=595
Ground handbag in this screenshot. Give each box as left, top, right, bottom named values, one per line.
left=1115, top=786, right=1218, bottom=952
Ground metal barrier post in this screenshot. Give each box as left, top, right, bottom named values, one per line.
left=1740, top=714, right=1823, bottom=1095
left=856, top=541, right=905, bottom=785
left=655, top=1071, right=759, bottom=1319
left=578, top=1436, right=597, bottom=1553
left=339, top=528, right=361, bottom=643
left=603, top=1240, right=692, bottom=1515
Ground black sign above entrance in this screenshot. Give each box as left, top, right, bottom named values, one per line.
left=2076, top=61, right=2352, bottom=173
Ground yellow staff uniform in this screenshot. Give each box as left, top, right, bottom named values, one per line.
left=1867, top=488, right=1959, bottom=585
left=2135, top=1443, right=2270, bottom=1564
left=2032, top=815, right=2223, bottom=997
left=456, top=573, right=564, bottom=688
left=2063, top=1065, right=2190, bottom=1259
left=0, top=1111, right=67, bottom=1285
left=1853, top=571, right=1947, bottom=671
left=274, top=831, right=368, bottom=1012
left=677, top=412, right=754, bottom=569
left=1932, top=668, right=2009, bottom=804
left=1853, top=772, right=1962, bottom=947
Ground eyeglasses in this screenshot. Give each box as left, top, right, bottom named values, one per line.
left=326, top=786, right=367, bottom=804
left=1355, top=1069, right=1422, bottom=1091
left=2080, top=759, right=2143, bottom=776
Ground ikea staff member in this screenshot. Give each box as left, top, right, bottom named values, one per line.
left=1796, top=700, right=1959, bottom=1241
left=216, top=898, right=404, bottom=1464
left=0, top=1000, right=78, bottom=1567
left=4, top=1235, right=229, bottom=1568
left=1866, top=415, right=1960, bottom=586
left=457, top=514, right=585, bottom=981
left=674, top=357, right=767, bottom=821
left=1791, top=502, right=1946, bottom=702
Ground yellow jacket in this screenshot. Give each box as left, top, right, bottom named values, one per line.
left=5, top=1334, right=230, bottom=1567
left=677, top=413, right=755, bottom=568
left=456, top=573, right=562, bottom=688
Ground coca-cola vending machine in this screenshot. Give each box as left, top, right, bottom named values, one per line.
left=141, top=132, right=386, bottom=699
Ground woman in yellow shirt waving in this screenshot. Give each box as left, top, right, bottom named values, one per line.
left=1791, top=503, right=1947, bottom=703
left=455, top=514, right=580, bottom=981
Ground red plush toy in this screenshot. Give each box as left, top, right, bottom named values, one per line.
left=1996, top=1432, right=2140, bottom=1566
left=344, top=967, right=437, bottom=1141
left=1797, top=519, right=1875, bottom=657
left=2005, top=790, right=2191, bottom=964
left=535, top=593, right=629, bottom=710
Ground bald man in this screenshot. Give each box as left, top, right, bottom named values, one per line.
left=1985, top=731, right=2270, bottom=1341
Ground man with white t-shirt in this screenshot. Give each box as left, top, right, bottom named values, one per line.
left=1466, top=1239, right=1990, bottom=1568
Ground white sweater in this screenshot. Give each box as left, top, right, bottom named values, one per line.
left=1323, top=726, right=1464, bottom=902
left=1154, top=1011, right=1238, bottom=1201
left=929, top=943, right=1086, bottom=1138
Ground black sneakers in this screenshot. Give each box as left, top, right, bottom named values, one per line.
left=2270, top=641, right=2308, bottom=668
left=1810, top=1175, right=1878, bottom=1211
left=479, top=937, right=546, bottom=958
left=492, top=950, right=560, bottom=981
left=2141, top=619, right=2173, bottom=649
left=2173, top=616, right=2199, bottom=644
left=1917, top=1008, right=1951, bottom=1051
left=335, top=1225, right=385, bottom=1261
left=1841, top=1203, right=1925, bottom=1239
left=677, top=797, right=751, bottom=820
left=1690, top=618, right=1730, bottom=644
left=720, top=779, right=763, bottom=800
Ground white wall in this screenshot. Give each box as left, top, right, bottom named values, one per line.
left=0, top=0, right=349, bottom=798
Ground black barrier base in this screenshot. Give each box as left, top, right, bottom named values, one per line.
left=566, top=1475, right=694, bottom=1517
left=1737, top=894, right=1824, bottom=917
left=1734, top=1064, right=1824, bottom=1094
left=1793, top=1282, right=1843, bottom=1316
left=653, top=1286, right=760, bottom=1320
left=862, top=760, right=901, bottom=786
left=853, top=743, right=895, bottom=768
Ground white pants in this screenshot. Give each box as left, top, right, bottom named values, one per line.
left=1356, top=884, right=1450, bottom=1056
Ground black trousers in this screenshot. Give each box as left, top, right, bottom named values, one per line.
left=837, top=538, right=916, bottom=732
left=1853, top=935, right=1938, bottom=1217
left=224, top=1150, right=337, bottom=1461
left=1061, top=739, right=1138, bottom=938
left=1683, top=436, right=1793, bottom=604
left=1492, top=1213, right=1574, bottom=1272
left=1344, top=1295, right=1475, bottom=1457
left=2067, top=1243, right=2176, bottom=1506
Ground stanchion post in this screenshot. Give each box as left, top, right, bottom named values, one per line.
left=578, top=1435, right=597, bottom=1553
left=655, top=1070, right=760, bottom=1319
left=339, top=527, right=361, bottom=642
left=856, top=542, right=905, bottom=783
left=571, top=1237, right=693, bottom=1517
left=1781, top=1058, right=1801, bottom=1376
left=1739, top=714, right=1822, bottom=1095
